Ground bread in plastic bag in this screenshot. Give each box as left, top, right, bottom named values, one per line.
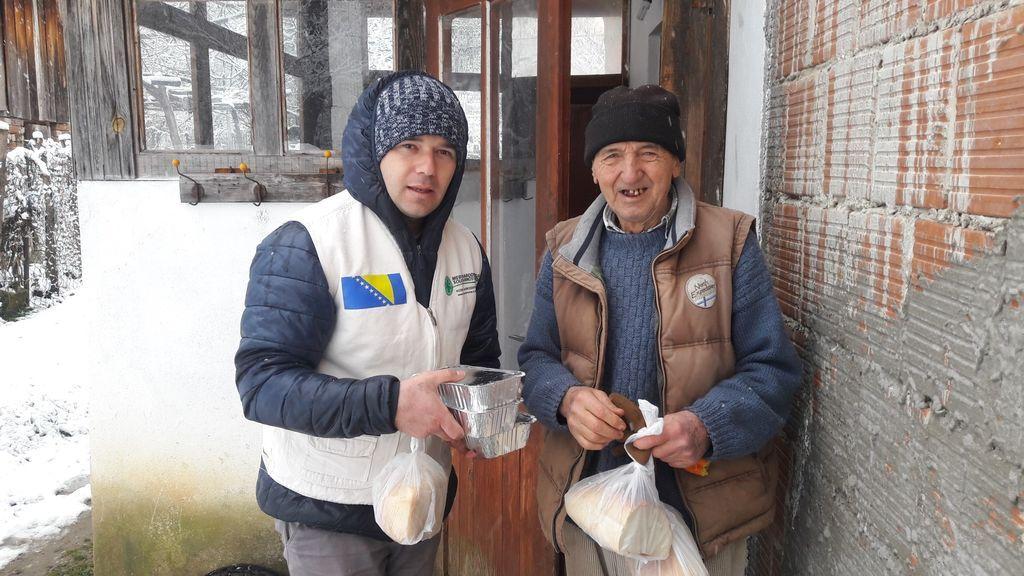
left=563, top=399, right=671, bottom=561
left=635, top=504, right=709, bottom=576
left=372, top=437, right=448, bottom=545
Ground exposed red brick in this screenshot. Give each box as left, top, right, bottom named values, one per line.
left=911, top=219, right=1001, bottom=283
left=847, top=212, right=907, bottom=317
left=873, top=32, right=956, bottom=209
left=778, top=0, right=814, bottom=77
left=770, top=203, right=807, bottom=323
left=858, top=0, right=920, bottom=49
left=950, top=5, right=1024, bottom=217
left=824, top=53, right=876, bottom=201
left=783, top=75, right=826, bottom=198
left=923, top=0, right=985, bottom=23
left=812, top=0, right=858, bottom=65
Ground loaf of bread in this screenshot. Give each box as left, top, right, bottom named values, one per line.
left=564, top=486, right=672, bottom=559
left=635, top=505, right=708, bottom=576
left=377, top=480, right=442, bottom=543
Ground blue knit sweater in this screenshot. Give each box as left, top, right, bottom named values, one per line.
left=590, top=227, right=664, bottom=473
left=519, top=229, right=802, bottom=503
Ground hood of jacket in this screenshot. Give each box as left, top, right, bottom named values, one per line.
left=341, top=70, right=470, bottom=307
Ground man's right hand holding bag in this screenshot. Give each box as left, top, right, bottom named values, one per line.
left=562, top=393, right=709, bottom=575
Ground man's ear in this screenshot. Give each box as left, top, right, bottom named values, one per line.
left=672, top=159, right=682, bottom=179
left=592, top=167, right=598, bottom=184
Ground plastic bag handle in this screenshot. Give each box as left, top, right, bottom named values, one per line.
left=411, top=436, right=426, bottom=453
left=610, top=394, right=651, bottom=465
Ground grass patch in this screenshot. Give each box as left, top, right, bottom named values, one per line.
left=46, top=540, right=93, bottom=576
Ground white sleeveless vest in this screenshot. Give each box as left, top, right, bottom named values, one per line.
left=260, top=191, right=482, bottom=504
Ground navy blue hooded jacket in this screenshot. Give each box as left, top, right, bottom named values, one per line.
left=234, top=71, right=501, bottom=540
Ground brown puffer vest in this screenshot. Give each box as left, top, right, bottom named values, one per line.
left=535, top=185, right=778, bottom=559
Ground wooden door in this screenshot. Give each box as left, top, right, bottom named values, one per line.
left=426, top=1, right=557, bottom=574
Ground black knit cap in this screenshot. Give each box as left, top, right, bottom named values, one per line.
left=584, top=84, right=686, bottom=166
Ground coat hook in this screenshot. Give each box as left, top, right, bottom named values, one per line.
left=239, top=162, right=265, bottom=206
left=173, top=159, right=204, bottom=205
left=322, top=150, right=333, bottom=198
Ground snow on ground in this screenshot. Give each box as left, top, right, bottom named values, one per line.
left=0, top=294, right=90, bottom=569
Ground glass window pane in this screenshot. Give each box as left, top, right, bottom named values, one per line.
left=571, top=0, right=623, bottom=76
left=281, top=0, right=395, bottom=154
left=441, top=6, right=483, bottom=239
left=510, top=15, right=537, bottom=77
left=442, top=12, right=482, bottom=161
left=136, top=1, right=252, bottom=151
left=493, top=0, right=539, bottom=368
left=367, top=17, right=394, bottom=71
left=455, top=90, right=482, bottom=160
left=450, top=18, right=482, bottom=74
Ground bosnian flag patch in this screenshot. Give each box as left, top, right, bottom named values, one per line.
left=341, top=274, right=408, bottom=309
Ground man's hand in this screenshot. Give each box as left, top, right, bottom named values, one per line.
left=631, top=410, right=709, bottom=468
left=395, top=369, right=475, bottom=456
left=559, top=386, right=627, bottom=450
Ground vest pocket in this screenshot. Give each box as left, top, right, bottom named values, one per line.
left=683, top=450, right=775, bottom=545
left=311, top=436, right=378, bottom=457
left=302, top=436, right=380, bottom=486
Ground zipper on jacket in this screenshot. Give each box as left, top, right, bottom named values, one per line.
left=425, top=307, right=441, bottom=370
left=550, top=261, right=609, bottom=553
left=650, top=240, right=701, bottom=551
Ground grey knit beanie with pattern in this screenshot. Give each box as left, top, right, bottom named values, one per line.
left=373, top=73, right=469, bottom=163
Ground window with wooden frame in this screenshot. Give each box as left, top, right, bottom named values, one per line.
left=62, top=0, right=407, bottom=202
left=132, top=0, right=394, bottom=178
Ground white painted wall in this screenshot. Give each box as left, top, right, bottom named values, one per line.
left=722, top=0, right=767, bottom=218
left=79, top=180, right=303, bottom=506
left=628, top=0, right=664, bottom=88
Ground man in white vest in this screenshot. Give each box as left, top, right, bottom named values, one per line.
left=235, top=71, right=501, bottom=576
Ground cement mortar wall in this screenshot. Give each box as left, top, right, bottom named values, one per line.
left=758, top=0, right=1024, bottom=574
left=80, top=181, right=299, bottom=575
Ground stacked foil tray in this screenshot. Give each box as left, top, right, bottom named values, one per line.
left=440, top=365, right=534, bottom=458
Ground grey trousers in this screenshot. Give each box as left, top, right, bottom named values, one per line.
left=275, top=520, right=440, bottom=576
left=563, top=521, right=748, bottom=576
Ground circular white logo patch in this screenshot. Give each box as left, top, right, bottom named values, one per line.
left=686, top=274, right=717, bottom=309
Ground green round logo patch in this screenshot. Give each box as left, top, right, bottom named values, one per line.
left=444, top=276, right=453, bottom=296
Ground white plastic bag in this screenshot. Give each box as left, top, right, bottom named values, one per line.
left=372, top=437, right=448, bottom=545
left=563, top=400, right=671, bottom=561
left=635, top=504, right=709, bottom=576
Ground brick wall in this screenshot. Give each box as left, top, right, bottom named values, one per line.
left=757, top=0, right=1024, bottom=573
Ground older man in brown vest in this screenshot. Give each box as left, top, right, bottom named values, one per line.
left=518, top=85, right=802, bottom=576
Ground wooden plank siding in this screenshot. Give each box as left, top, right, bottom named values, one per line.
left=660, top=0, right=730, bottom=206
left=0, top=7, right=7, bottom=113
left=4, top=0, right=40, bottom=121
left=39, top=0, right=69, bottom=123
left=1, top=0, right=68, bottom=123
left=61, top=0, right=136, bottom=179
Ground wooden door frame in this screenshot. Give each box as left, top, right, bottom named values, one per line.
left=535, top=0, right=571, bottom=265
left=426, top=0, right=492, bottom=249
